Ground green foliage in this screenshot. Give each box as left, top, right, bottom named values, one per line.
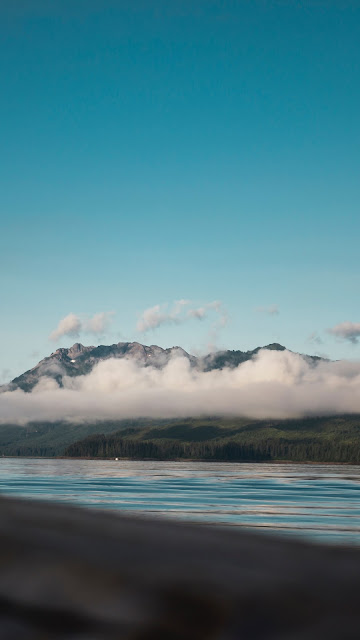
left=65, top=435, right=270, bottom=461
left=0, top=419, right=153, bottom=457
left=2, top=415, right=360, bottom=462
left=63, top=415, right=360, bottom=463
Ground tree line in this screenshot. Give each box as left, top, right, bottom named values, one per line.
left=64, top=434, right=360, bottom=464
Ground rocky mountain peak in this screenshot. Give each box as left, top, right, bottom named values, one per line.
left=6, top=342, right=323, bottom=393
left=68, top=343, right=91, bottom=359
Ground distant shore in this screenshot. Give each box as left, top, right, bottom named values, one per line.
left=6, top=455, right=353, bottom=465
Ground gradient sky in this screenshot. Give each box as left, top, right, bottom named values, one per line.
left=1, top=0, right=360, bottom=381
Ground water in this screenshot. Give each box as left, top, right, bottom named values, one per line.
left=1, top=458, right=360, bottom=545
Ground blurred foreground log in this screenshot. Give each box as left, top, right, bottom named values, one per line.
left=0, top=496, right=360, bottom=639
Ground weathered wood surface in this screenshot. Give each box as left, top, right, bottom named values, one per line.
left=0, top=496, right=360, bottom=639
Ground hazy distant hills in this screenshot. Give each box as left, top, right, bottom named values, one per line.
left=6, top=341, right=322, bottom=392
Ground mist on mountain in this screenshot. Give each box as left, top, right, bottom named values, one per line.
left=1, top=342, right=360, bottom=425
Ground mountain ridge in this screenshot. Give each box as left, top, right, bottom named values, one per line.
left=6, top=341, right=323, bottom=392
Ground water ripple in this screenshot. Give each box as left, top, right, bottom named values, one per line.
left=1, top=459, right=360, bottom=545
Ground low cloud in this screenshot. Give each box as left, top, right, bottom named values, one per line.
left=50, top=312, right=115, bottom=342
left=137, top=300, right=226, bottom=333
left=2, top=349, right=360, bottom=424
left=255, top=304, right=279, bottom=315
left=327, top=322, right=360, bottom=345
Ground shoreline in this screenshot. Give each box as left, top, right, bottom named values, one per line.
left=2, top=455, right=358, bottom=465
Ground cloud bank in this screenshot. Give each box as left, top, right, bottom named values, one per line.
left=50, top=312, right=115, bottom=341
left=2, top=349, right=360, bottom=424
left=327, top=322, right=360, bottom=344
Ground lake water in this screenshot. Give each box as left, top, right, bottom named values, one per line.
left=1, top=458, right=360, bottom=545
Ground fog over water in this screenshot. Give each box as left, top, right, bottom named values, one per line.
left=1, top=349, right=360, bottom=424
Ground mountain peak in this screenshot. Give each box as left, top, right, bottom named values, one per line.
left=263, top=343, right=286, bottom=351
left=7, top=341, right=323, bottom=392
left=70, top=342, right=85, bottom=350
left=67, top=343, right=92, bottom=359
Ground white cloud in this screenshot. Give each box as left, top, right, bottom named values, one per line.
left=50, top=312, right=115, bottom=342
left=327, top=322, right=360, bottom=345
left=136, top=304, right=179, bottom=332
left=173, top=299, right=191, bottom=314
left=3, top=349, right=360, bottom=424
left=84, top=311, right=115, bottom=334
left=255, top=304, right=279, bottom=315
left=136, top=300, right=226, bottom=333
left=188, top=307, right=207, bottom=320
left=49, top=313, right=82, bottom=342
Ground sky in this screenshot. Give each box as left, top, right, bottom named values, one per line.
left=1, top=0, right=360, bottom=382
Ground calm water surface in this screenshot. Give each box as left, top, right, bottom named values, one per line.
left=1, top=458, right=360, bottom=545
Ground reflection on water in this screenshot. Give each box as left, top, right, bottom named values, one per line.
left=1, top=458, right=360, bottom=545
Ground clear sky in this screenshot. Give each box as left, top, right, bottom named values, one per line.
left=1, top=0, right=360, bottom=381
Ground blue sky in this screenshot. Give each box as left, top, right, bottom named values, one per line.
left=1, top=0, right=360, bottom=381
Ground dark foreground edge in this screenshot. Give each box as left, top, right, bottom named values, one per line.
left=0, top=496, right=360, bottom=639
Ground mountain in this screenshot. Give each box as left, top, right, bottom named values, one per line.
left=5, top=341, right=322, bottom=392
left=0, top=343, right=344, bottom=460
left=6, top=342, right=196, bottom=392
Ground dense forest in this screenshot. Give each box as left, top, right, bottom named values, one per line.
left=64, top=416, right=360, bottom=463
left=65, top=434, right=360, bottom=463
left=0, top=419, right=153, bottom=457
left=2, top=415, right=360, bottom=462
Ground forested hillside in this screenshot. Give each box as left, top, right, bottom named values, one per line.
left=64, top=416, right=360, bottom=464
left=2, top=415, right=360, bottom=462
left=0, top=420, right=151, bottom=457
